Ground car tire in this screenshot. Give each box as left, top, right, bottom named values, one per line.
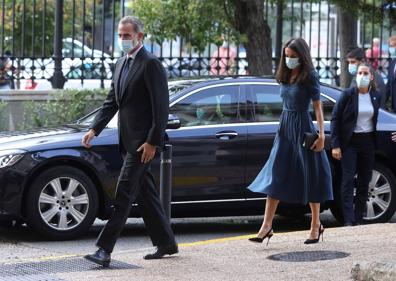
left=25, top=166, right=98, bottom=240
left=0, top=220, right=14, bottom=228
left=363, top=163, right=396, bottom=223
left=330, top=162, right=396, bottom=224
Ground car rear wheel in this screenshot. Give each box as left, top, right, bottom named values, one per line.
left=25, top=166, right=98, bottom=240
left=330, top=162, right=396, bottom=224
left=363, top=163, right=396, bottom=223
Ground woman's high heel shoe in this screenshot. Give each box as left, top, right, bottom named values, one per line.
left=248, top=228, right=273, bottom=246
left=304, top=224, right=324, bottom=244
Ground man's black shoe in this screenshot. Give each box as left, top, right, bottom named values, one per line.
left=144, top=243, right=179, bottom=260
left=84, top=248, right=111, bottom=267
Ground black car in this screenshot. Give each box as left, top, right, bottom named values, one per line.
left=1, top=77, right=396, bottom=239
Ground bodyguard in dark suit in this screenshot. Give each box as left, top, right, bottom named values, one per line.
left=384, top=35, right=396, bottom=111
left=331, top=63, right=381, bottom=226
left=82, top=16, right=177, bottom=267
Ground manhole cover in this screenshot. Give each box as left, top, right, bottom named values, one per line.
left=0, top=257, right=139, bottom=279
left=0, top=273, right=64, bottom=281
left=267, top=250, right=350, bottom=262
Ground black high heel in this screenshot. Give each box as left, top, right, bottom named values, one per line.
left=248, top=228, right=273, bottom=246
left=304, top=224, right=324, bottom=244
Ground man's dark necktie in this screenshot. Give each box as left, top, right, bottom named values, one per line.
left=119, top=57, right=132, bottom=91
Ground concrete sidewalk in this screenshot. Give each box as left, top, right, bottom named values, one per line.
left=51, top=223, right=396, bottom=281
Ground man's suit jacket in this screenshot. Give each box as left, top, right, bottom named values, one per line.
left=90, top=47, right=169, bottom=153
left=331, top=86, right=381, bottom=150
left=385, top=58, right=396, bottom=111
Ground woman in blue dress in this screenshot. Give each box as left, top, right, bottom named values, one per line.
left=248, top=38, right=333, bottom=245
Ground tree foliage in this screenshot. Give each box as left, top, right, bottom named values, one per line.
left=0, top=0, right=55, bottom=56
left=130, top=0, right=241, bottom=52
left=0, top=0, right=108, bottom=57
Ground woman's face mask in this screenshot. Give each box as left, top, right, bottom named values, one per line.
left=285, top=57, right=300, bottom=69
left=356, top=74, right=371, bottom=88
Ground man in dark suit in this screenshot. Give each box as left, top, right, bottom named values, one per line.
left=82, top=16, right=178, bottom=267
left=385, top=35, right=396, bottom=112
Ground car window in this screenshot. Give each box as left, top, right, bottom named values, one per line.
left=308, top=95, right=334, bottom=121
left=248, top=85, right=283, bottom=122
left=170, top=85, right=241, bottom=127
left=249, top=84, right=334, bottom=122
left=63, top=41, right=83, bottom=57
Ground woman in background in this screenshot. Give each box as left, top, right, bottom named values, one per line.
left=331, top=63, right=381, bottom=226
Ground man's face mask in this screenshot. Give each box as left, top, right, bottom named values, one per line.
left=118, top=35, right=139, bottom=53
left=389, top=47, right=396, bottom=58
left=348, top=63, right=358, bottom=75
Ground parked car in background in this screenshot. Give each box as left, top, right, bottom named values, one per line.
left=1, top=77, right=395, bottom=239
left=11, top=38, right=114, bottom=90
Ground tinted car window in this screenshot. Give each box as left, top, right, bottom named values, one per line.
left=308, top=95, right=334, bottom=121
left=249, top=85, right=283, bottom=122
left=170, top=85, right=241, bottom=127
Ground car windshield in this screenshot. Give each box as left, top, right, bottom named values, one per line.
left=75, top=79, right=205, bottom=128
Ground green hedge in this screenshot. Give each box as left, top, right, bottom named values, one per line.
left=0, top=89, right=108, bottom=131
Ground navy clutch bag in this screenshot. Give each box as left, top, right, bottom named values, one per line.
left=302, top=132, right=332, bottom=150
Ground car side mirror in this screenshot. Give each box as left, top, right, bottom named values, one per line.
left=167, top=114, right=181, bottom=129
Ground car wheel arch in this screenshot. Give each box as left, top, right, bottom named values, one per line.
left=21, top=157, right=107, bottom=219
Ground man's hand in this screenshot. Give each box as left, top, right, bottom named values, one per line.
left=82, top=129, right=96, bottom=148
left=392, top=132, right=396, bottom=143
left=332, top=147, right=342, bottom=160
left=137, top=143, right=156, bottom=163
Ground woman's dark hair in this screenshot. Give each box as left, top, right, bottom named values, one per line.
left=357, top=62, right=377, bottom=91
left=276, top=38, right=314, bottom=84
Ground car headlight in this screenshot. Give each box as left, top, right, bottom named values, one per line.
left=0, top=149, right=26, bottom=168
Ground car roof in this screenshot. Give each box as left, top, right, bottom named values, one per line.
left=168, top=76, right=341, bottom=101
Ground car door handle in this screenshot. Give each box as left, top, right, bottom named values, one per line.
left=215, top=131, right=238, bottom=140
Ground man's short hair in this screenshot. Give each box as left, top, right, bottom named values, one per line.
left=119, top=16, right=144, bottom=33
left=346, top=48, right=366, bottom=61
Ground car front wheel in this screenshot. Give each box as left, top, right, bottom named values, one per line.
left=25, top=166, right=98, bottom=240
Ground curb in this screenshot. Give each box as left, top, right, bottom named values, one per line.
left=351, top=262, right=396, bottom=281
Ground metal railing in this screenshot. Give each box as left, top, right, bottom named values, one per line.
left=0, top=0, right=394, bottom=89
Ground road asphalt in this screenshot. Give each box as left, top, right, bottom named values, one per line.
left=1, top=223, right=394, bottom=281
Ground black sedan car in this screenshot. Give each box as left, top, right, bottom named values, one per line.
left=1, top=77, right=396, bottom=240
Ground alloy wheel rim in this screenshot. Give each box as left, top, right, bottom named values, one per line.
left=38, top=177, right=90, bottom=231
left=364, top=170, right=392, bottom=221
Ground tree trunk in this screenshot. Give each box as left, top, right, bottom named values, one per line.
left=337, top=6, right=358, bottom=88
left=274, top=0, right=284, bottom=71
left=232, top=0, right=272, bottom=75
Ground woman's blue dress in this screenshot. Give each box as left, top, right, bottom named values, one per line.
left=247, top=71, right=333, bottom=204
